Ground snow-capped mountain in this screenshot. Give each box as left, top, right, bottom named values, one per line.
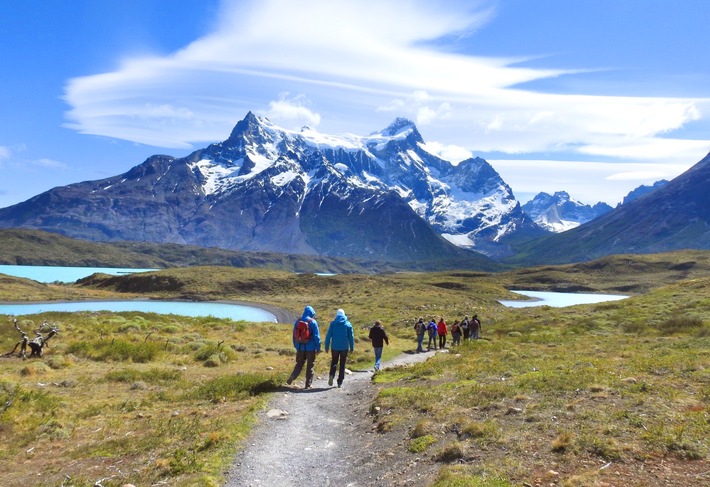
left=0, top=112, right=539, bottom=261
left=522, top=191, right=613, bottom=233
left=510, top=152, right=710, bottom=265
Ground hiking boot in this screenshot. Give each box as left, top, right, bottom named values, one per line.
left=337, top=382, right=342, bottom=388
left=304, top=383, right=311, bottom=389
left=286, top=377, right=293, bottom=385
left=328, top=375, right=334, bottom=386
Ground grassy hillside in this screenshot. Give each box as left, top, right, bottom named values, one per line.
left=1, top=253, right=708, bottom=485
left=0, top=228, right=501, bottom=273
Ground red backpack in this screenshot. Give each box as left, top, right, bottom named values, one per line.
left=294, top=318, right=312, bottom=344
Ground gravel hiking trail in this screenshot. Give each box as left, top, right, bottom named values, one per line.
left=224, top=351, right=438, bottom=487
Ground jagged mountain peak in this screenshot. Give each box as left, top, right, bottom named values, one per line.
left=522, top=191, right=612, bottom=233
left=0, top=111, right=541, bottom=261
left=375, top=117, right=422, bottom=141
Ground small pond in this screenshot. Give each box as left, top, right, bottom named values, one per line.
left=0, top=300, right=277, bottom=322
left=499, top=290, right=628, bottom=308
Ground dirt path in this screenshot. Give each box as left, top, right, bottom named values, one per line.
left=224, top=351, right=439, bottom=487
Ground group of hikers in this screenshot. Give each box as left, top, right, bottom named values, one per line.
left=285, top=305, right=480, bottom=389
left=413, top=315, right=481, bottom=352
left=285, top=306, right=389, bottom=389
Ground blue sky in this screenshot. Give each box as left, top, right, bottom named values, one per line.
left=2, top=0, right=709, bottom=209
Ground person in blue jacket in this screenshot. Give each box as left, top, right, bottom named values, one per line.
left=325, top=308, right=355, bottom=388
left=286, top=305, right=321, bottom=389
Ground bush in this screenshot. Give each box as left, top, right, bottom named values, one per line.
left=436, top=441, right=465, bottom=462
left=68, top=339, right=162, bottom=363
left=408, top=434, right=436, bottom=453
left=658, top=316, right=703, bottom=335
left=191, top=373, right=280, bottom=402
left=412, top=419, right=435, bottom=439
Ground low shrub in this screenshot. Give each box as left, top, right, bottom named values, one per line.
left=191, top=373, right=280, bottom=402
left=408, top=434, right=436, bottom=453
left=435, top=441, right=465, bottom=462
left=68, top=339, right=162, bottom=363
left=658, top=316, right=703, bottom=335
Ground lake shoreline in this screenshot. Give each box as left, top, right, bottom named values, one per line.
left=0, top=298, right=295, bottom=324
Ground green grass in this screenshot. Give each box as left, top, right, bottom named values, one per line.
left=1, top=251, right=710, bottom=486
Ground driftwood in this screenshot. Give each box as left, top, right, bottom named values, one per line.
left=3, top=319, right=59, bottom=359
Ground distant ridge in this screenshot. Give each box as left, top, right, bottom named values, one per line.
left=507, top=152, right=710, bottom=265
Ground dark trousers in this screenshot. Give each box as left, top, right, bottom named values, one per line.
left=439, top=334, right=447, bottom=349
left=329, top=350, right=349, bottom=385
left=289, top=350, right=316, bottom=387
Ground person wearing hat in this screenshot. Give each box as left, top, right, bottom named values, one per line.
left=325, top=308, right=355, bottom=388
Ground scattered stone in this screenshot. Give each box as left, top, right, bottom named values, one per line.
left=130, top=381, right=148, bottom=390
left=621, top=377, right=637, bottom=383
left=266, top=366, right=274, bottom=370
left=172, top=410, right=180, bottom=417
left=266, top=409, right=289, bottom=419
left=506, top=407, right=523, bottom=415
left=345, top=369, right=353, bottom=375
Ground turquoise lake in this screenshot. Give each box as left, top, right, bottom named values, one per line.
left=0, top=264, right=156, bottom=283
left=0, top=300, right=277, bottom=322
left=499, top=290, right=628, bottom=308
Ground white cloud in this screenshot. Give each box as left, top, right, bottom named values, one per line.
left=32, top=158, right=67, bottom=170
left=490, top=159, right=694, bottom=205
left=264, top=94, right=321, bottom=129
left=60, top=0, right=710, bottom=179
left=422, top=141, right=472, bottom=163
left=0, top=146, right=10, bottom=161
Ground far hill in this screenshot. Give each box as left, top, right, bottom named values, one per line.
left=0, top=229, right=501, bottom=273
left=507, top=152, right=710, bottom=265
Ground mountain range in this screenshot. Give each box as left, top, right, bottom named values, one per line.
left=508, top=153, right=710, bottom=265
left=0, top=112, right=541, bottom=265
left=0, top=111, right=707, bottom=268
left=521, top=191, right=612, bottom=232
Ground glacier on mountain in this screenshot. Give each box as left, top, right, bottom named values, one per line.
left=188, top=112, right=538, bottom=256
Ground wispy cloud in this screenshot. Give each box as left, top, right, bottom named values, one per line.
left=62, top=0, right=710, bottom=170
left=491, top=159, right=693, bottom=205
left=265, top=93, right=321, bottom=129
left=32, top=158, right=68, bottom=170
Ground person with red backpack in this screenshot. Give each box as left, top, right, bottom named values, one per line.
left=286, top=305, right=321, bottom=389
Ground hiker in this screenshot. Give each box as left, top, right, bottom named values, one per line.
left=437, top=317, right=448, bottom=349
left=471, top=314, right=482, bottom=340
left=325, top=308, right=355, bottom=388
left=368, top=320, right=389, bottom=371
left=286, top=305, right=321, bottom=389
left=414, top=317, right=425, bottom=353
left=450, top=319, right=462, bottom=346
left=461, top=315, right=470, bottom=341
left=426, top=319, right=438, bottom=350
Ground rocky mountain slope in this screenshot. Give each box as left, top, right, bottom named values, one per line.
left=0, top=113, right=541, bottom=262
left=507, top=152, right=710, bottom=265
left=522, top=191, right=612, bottom=232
